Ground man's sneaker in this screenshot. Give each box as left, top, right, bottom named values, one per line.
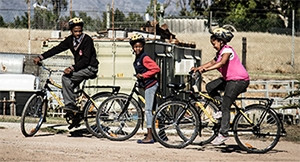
left=211, top=133, right=229, bottom=145
left=213, top=111, right=222, bottom=119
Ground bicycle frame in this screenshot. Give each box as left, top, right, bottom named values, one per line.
left=40, top=65, right=121, bottom=114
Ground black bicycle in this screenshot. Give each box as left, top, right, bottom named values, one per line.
left=152, top=72, right=285, bottom=153
left=95, top=78, right=171, bottom=141
left=20, top=64, right=120, bottom=137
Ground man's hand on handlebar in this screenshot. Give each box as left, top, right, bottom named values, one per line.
left=64, top=67, right=73, bottom=75
left=33, top=57, right=41, bottom=65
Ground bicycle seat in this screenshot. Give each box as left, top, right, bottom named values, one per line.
left=167, top=83, right=186, bottom=91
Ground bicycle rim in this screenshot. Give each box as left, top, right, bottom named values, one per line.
left=84, top=92, right=112, bottom=138
left=20, top=94, right=46, bottom=137
left=192, top=99, right=219, bottom=145
left=152, top=101, right=199, bottom=149
left=233, top=105, right=281, bottom=153
left=96, top=95, right=142, bottom=141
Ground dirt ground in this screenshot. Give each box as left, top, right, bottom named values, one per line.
left=0, top=122, right=300, bottom=161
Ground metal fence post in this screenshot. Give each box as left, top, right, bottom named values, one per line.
left=242, top=37, right=247, bottom=69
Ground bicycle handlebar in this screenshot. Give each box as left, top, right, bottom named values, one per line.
left=38, top=62, right=64, bottom=73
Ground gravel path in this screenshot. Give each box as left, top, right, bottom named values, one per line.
left=1, top=122, right=299, bottom=161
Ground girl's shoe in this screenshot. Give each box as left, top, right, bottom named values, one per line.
left=211, top=133, right=229, bottom=145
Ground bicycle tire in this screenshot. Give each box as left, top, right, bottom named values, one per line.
left=96, top=95, right=142, bottom=141
left=233, top=104, right=281, bottom=153
left=192, top=99, right=219, bottom=145
left=152, top=100, right=199, bottom=149
left=84, top=92, right=113, bottom=138
left=20, top=93, right=47, bottom=137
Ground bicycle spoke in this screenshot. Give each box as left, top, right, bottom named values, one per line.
left=152, top=101, right=199, bottom=149
left=233, top=105, right=281, bottom=153
left=96, top=95, right=142, bottom=141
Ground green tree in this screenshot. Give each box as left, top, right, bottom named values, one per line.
left=0, top=15, right=6, bottom=27
left=125, top=12, right=144, bottom=29
left=9, top=13, right=28, bottom=28
left=146, top=0, right=163, bottom=19
left=77, top=12, right=101, bottom=31
left=26, top=0, right=68, bottom=30
left=32, top=8, right=57, bottom=29
left=209, top=0, right=299, bottom=32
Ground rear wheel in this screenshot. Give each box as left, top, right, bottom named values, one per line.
left=233, top=105, right=281, bottom=153
left=20, top=93, right=47, bottom=137
left=152, top=100, right=199, bottom=149
left=96, top=95, right=142, bottom=141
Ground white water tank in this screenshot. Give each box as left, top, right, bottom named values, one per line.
left=0, top=54, right=24, bottom=74
left=0, top=74, right=40, bottom=91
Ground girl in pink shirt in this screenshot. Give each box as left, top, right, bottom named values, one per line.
left=192, top=28, right=249, bottom=145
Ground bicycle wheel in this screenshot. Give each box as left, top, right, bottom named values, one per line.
left=192, top=99, right=219, bottom=145
left=20, top=93, right=47, bottom=137
left=84, top=92, right=113, bottom=138
left=96, top=95, right=142, bottom=141
left=233, top=104, right=281, bottom=153
left=152, top=100, right=199, bottom=149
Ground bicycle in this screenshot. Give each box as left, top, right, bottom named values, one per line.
left=152, top=72, right=285, bottom=153
left=20, top=63, right=120, bottom=137
left=95, top=78, right=170, bottom=141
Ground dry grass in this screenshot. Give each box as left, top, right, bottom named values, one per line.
left=176, top=32, right=300, bottom=78
left=1, top=28, right=97, bottom=54
left=1, top=28, right=299, bottom=79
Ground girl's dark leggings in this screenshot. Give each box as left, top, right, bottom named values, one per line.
left=206, top=77, right=250, bottom=136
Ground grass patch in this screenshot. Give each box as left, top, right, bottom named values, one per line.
left=0, top=115, right=66, bottom=124
left=282, top=125, right=300, bottom=143
left=0, top=115, right=21, bottom=122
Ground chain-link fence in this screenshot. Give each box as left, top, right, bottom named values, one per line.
left=0, top=0, right=299, bottom=74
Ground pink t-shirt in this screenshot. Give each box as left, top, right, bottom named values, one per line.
left=216, top=45, right=250, bottom=81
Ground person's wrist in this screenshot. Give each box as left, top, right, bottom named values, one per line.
left=69, top=66, right=74, bottom=71
left=38, top=55, right=44, bottom=60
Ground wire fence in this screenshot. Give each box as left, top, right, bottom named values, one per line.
left=0, top=2, right=299, bottom=74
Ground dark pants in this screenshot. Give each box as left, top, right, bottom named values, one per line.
left=62, top=66, right=97, bottom=106
left=206, top=77, right=249, bottom=136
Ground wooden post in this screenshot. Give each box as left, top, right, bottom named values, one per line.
left=242, top=37, right=247, bottom=69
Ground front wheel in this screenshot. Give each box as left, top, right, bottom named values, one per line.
left=233, top=104, right=281, bottom=153
left=192, top=99, right=219, bottom=145
left=96, top=95, right=142, bottom=141
left=83, top=92, right=113, bottom=138
left=152, top=100, right=199, bottom=149
left=20, top=93, right=47, bottom=137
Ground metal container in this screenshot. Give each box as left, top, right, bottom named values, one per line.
left=0, top=53, right=25, bottom=74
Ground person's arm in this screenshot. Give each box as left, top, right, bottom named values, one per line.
left=140, top=56, right=160, bottom=79
left=33, top=37, right=71, bottom=65
left=191, top=58, right=215, bottom=72
left=203, top=53, right=230, bottom=72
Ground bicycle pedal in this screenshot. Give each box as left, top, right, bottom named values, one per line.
left=109, top=132, right=117, bottom=137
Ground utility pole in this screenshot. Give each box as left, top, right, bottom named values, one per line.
left=70, top=0, right=72, bottom=19
left=291, top=9, right=295, bottom=68
left=111, top=0, right=116, bottom=85
left=153, top=0, right=157, bottom=40
left=27, top=0, right=31, bottom=54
